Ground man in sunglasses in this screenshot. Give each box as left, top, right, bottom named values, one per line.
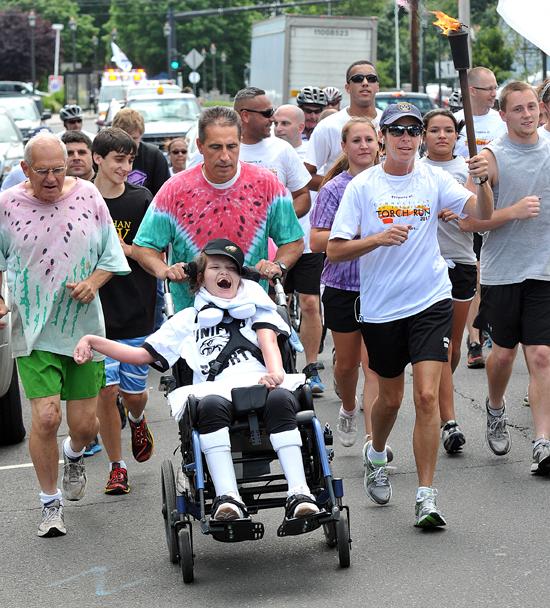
left=327, top=102, right=493, bottom=528
left=296, top=86, right=328, bottom=140
left=0, top=133, right=129, bottom=537
left=58, top=104, right=96, bottom=142
left=304, top=60, right=383, bottom=190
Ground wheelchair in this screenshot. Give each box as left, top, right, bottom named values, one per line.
left=159, top=278, right=351, bottom=584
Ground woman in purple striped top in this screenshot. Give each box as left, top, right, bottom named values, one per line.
left=310, top=118, right=381, bottom=450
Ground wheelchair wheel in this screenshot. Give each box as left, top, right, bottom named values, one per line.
left=336, top=509, right=351, bottom=568
left=322, top=521, right=337, bottom=548
left=161, top=460, right=179, bottom=564
left=178, top=527, right=194, bottom=584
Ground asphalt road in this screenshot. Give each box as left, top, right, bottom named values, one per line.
left=0, top=334, right=547, bottom=608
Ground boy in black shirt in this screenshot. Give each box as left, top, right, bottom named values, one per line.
left=92, top=128, right=157, bottom=494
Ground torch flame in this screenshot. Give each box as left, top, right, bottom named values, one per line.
left=431, top=11, right=463, bottom=35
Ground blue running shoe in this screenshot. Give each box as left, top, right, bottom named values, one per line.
left=83, top=437, right=102, bottom=458
left=308, top=374, right=325, bottom=394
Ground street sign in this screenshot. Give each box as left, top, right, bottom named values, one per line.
left=435, top=60, right=456, bottom=80
left=48, top=75, right=64, bottom=93
left=185, top=48, right=204, bottom=71
left=188, top=71, right=200, bottom=84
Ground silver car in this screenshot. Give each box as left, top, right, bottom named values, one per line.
left=0, top=109, right=24, bottom=187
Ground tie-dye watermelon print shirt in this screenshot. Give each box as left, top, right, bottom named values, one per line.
left=0, top=179, right=130, bottom=358
left=134, top=162, right=304, bottom=311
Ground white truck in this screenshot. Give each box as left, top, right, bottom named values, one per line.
left=249, top=14, right=378, bottom=107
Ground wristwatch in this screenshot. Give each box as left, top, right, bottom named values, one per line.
left=275, top=261, right=288, bottom=274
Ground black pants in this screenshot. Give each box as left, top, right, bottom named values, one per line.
left=196, top=387, right=299, bottom=435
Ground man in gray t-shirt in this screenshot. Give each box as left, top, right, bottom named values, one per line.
left=468, top=81, right=550, bottom=474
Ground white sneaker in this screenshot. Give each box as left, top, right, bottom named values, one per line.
left=62, top=454, right=87, bottom=501
left=37, top=499, right=66, bottom=537
left=336, top=409, right=358, bottom=447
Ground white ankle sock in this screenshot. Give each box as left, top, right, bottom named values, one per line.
left=63, top=436, right=85, bottom=460
left=339, top=405, right=357, bottom=418
left=416, top=486, right=433, bottom=501
left=367, top=444, right=387, bottom=464
left=110, top=460, right=127, bottom=470
left=128, top=411, right=144, bottom=423
left=39, top=489, right=62, bottom=505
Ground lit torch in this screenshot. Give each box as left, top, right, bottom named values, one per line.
left=432, top=11, right=477, bottom=161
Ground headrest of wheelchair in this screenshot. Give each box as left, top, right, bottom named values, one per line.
left=196, top=302, right=257, bottom=327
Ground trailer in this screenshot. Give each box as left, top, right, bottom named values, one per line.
left=249, top=14, right=378, bottom=107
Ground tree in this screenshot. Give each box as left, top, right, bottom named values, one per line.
left=0, top=9, right=56, bottom=83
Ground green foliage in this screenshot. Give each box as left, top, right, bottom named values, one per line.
left=42, top=90, right=65, bottom=112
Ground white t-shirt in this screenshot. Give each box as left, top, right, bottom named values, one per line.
left=537, top=125, right=550, bottom=141
left=454, top=108, right=506, bottom=158
left=187, top=136, right=310, bottom=193
left=305, top=106, right=383, bottom=175
left=294, top=141, right=317, bottom=253
left=330, top=162, right=472, bottom=323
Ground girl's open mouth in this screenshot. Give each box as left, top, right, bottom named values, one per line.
left=217, top=278, right=231, bottom=289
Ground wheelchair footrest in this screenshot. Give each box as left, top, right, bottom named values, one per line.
left=208, top=519, right=265, bottom=543
left=277, top=511, right=328, bottom=537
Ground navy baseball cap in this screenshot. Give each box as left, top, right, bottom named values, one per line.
left=380, top=102, right=423, bottom=128
left=202, top=238, right=244, bottom=274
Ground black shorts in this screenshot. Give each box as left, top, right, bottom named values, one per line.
left=360, top=299, right=452, bottom=378
left=448, top=262, right=477, bottom=301
left=284, top=253, right=324, bottom=295
left=322, top=286, right=361, bottom=333
left=473, top=233, right=483, bottom=260
left=477, top=280, right=550, bottom=348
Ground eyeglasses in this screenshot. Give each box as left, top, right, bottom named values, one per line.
left=472, top=86, right=498, bottom=92
left=241, top=107, right=275, bottom=118
left=385, top=124, right=423, bottom=138
left=170, top=149, right=188, bottom=155
left=348, top=73, right=379, bottom=84
left=66, top=118, right=82, bottom=124
left=300, top=106, right=323, bottom=115
left=30, top=165, right=67, bottom=177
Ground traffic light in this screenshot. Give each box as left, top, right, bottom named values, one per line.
left=170, top=53, right=181, bottom=71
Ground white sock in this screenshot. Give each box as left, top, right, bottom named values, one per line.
left=39, top=489, right=63, bottom=505
left=416, top=486, right=433, bottom=501
left=128, top=411, right=144, bottom=424
left=63, top=436, right=85, bottom=460
left=200, top=427, right=239, bottom=498
left=339, top=405, right=357, bottom=418
left=367, top=443, right=387, bottom=464
left=110, top=460, right=127, bottom=470
left=270, top=428, right=311, bottom=497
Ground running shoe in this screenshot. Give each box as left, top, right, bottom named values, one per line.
left=83, top=436, right=102, bottom=457
left=37, top=499, right=66, bottom=538
left=129, top=415, right=154, bottom=463
left=441, top=420, right=466, bottom=454
left=105, top=463, right=130, bottom=495
left=531, top=439, right=550, bottom=475
left=414, top=489, right=447, bottom=528
left=523, top=393, right=530, bottom=407
left=62, top=453, right=87, bottom=501
left=467, top=340, right=485, bottom=369
left=485, top=398, right=511, bottom=456
left=362, top=441, right=391, bottom=505
left=336, top=408, right=358, bottom=447
left=303, top=362, right=325, bottom=395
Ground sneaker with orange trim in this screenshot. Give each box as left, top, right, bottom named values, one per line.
left=105, top=463, right=129, bottom=495
left=129, top=415, right=154, bottom=462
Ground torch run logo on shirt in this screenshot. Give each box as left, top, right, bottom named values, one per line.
left=376, top=203, right=431, bottom=224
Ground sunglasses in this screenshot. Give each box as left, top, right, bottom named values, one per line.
left=66, top=118, right=82, bottom=124
left=301, top=106, right=323, bottom=115
left=348, top=73, right=379, bottom=84
left=170, top=149, right=188, bottom=155
left=385, top=124, right=423, bottom=137
left=241, top=107, right=275, bottom=118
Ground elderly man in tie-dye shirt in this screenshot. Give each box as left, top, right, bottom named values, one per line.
left=0, top=134, right=130, bottom=538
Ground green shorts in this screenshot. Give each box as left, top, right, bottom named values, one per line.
left=16, top=350, right=105, bottom=401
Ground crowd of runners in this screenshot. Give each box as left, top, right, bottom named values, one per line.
left=1, top=56, right=550, bottom=538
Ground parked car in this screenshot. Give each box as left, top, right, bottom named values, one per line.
left=375, top=91, right=438, bottom=115
left=0, top=80, right=46, bottom=113
left=0, top=95, right=51, bottom=142
left=0, top=273, right=25, bottom=446
left=125, top=93, right=200, bottom=149
left=0, top=109, right=24, bottom=187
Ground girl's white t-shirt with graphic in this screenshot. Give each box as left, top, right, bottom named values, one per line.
left=329, top=162, right=472, bottom=323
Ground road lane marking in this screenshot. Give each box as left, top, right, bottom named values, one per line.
left=0, top=460, right=63, bottom=471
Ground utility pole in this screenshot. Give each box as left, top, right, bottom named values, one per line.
left=410, top=0, right=419, bottom=91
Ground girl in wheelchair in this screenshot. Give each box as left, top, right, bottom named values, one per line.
left=74, top=238, right=321, bottom=523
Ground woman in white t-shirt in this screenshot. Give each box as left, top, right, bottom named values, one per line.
left=420, top=109, right=477, bottom=456
left=74, top=239, right=320, bottom=524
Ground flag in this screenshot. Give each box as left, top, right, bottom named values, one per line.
left=396, top=0, right=410, bottom=10
left=111, top=42, right=132, bottom=72
left=497, top=0, right=550, bottom=55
